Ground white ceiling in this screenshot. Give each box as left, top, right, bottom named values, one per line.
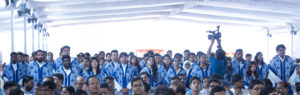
left=0, top=0, right=300, bottom=32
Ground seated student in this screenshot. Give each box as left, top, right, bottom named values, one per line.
left=55, top=55, right=81, bottom=87
left=152, top=85, right=176, bottom=95
left=248, top=80, right=264, bottom=95
left=201, top=79, right=221, bottom=95
left=244, top=62, right=259, bottom=87
left=186, top=77, right=201, bottom=95
left=165, top=58, right=186, bottom=86
left=79, top=57, right=89, bottom=72
left=178, top=74, right=190, bottom=92
left=74, top=76, right=85, bottom=91
left=182, top=60, right=193, bottom=87
left=276, top=82, right=289, bottom=95
left=175, top=86, right=186, bottom=95
left=4, top=81, right=19, bottom=95
left=158, top=54, right=172, bottom=85
left=52, top=73, right=64, bottom=93
left=262, top=79, right=273, bottom=88
left=140, top=56, right=162, bottom=87
left=131, top=77, right=146, bottom=95
left=42, top=76, right=54, bottom=82
left=169, top=77, right=181, bottom=92
left=140, top=72, right=150, bottom=85
left=103, top=76, right=122, bottom=95
left=21, top=76, right=34, bottom=95
left=9, top=88, right=24, bottom=95
left=230, top=74, right=249, bottom=95
left=190, top=53, right=211, bottom=81
left=40, top=81, right=56, bottom=95
left=62, top=86, right=75, bottom=95
left=202, top=77, right=209, bottom=90
left=86, top=76, right=100, bottom=95
left=34, top=82, right=42, bottom=95
left=210, top=86, right=226, bottom=95
left=99, top=83, right=109, bottom=95
left=259, top=87, right=277, bottom=95
left=82, top=57, right=106, bottom=83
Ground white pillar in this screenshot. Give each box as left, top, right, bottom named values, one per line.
left=24, top=14, right=27, bottom=53
left=10, top=6, right=15, bottom=52
left=32, top=21, right=35, bottom=51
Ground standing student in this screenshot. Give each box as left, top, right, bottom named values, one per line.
left=164, top=58, right=186, bottom=86
left=54, top=46, right=80, bottom=71
left=104, top=50, right=119, bottom=76
left=55, top=55, right=81, bottom=87
left=27, top=50, right=54, bottom=84
left=232, top=49, right=248, bottom=77
left=82, top=57, right=106, bottom=83
left=190, top=53, right=211, bottom=80
left=158, top=54, right=171, bottom=85
left=140, top=56, right=162, bottom=87
left=2, top=52, right=27, bottom=84
left=244, top=62, right=259, bottom=87
left=254, top=52, right=268, bottom=80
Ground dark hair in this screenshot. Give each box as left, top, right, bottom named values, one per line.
left=143, top=80, right=151, bottom=93
left=86, top=76, right=99, bottom=86
left=64, top=86, right=75, bottom=94
left=87, top=57, right=101, bottom=74
left=277, top=81, right=290, bottom=88
left=9, top=88, right=24, bottom=95
left=254, top=52, right=264, bottom=64
left=210, top=74, right=223, bottom=83
left=140, top=72, right=150, bottom=77
left=16, top=52, right=24, bottom=56
left=162, top=54, right=171, bottom=70
left=154, top=53, right=161, bottom=57
left=10, top=52, right=17, bottom=57
left=178, top=74, right=185, bottom=77
left=262, top=79, right=273, bottom=88
left=210, top=86, right=225, bottom=95
left=259, top=87, right=277, bottom=95
left=99, top=51, right=105, bottom=55
left=216, top=49, right=226, bottom=60
left=176, top=86, right=186, bottom=95
left=119, top=52, right=128, bottom=59
left=111, top=50, right=118, bottom=54
left=100, top=83, right=109, bottom=89
left=43, top=76, right=54, bottom=82
left=73, top=90, right=87, bottom=95
left=104, top=76, right=114, bottom=82
left=130, top=56, right=141, bottom=71
left=196, top=51, right=204, bottom=57
left=143, top=54, right=149, bottom=59
left=246, top=53, right=252, bottom=57
left=146, top=56, right=158, bottom=82
left=106, top=53, right=111, bottom=57
left=131, top=77, right=143, bottom=87
left=188, top=53, right=196, bottom=58
left=22, top=75, right=34, bottom=86
left=184, top=49, right=190, bottom=53
left=147, top=50, right=154, bottom=55
left=41, top=80, right=56, bottom=90
left=153, top=85, right=176, bottom=95
left=207, top=79, right=221, bottom=88
left=249, top=80, right=263, bottom=89
left=170, top=77, right=180, bottom=83
left=276, top=44, right=286, bottom=51
left=4, top=81, right=18, bottom=90
left=189, top=77, right=201, bottom=86
left=53, top=73, right=64, bottom=81
left=24, top=54, right=29, bottom=57
left=246, top=62, right=259, bottom=80
left=60, top=45, right=70, bottom=55
left=62, top=55, right=71, bottom=61
left=232, top=74, right=243, bottom=84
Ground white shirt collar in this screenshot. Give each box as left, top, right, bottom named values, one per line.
left=63, top=67, right=71, bottom=76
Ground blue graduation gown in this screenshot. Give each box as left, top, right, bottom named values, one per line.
left=158, top=64, right=169, bottom=85
left=190, top=64, right=211, bottom=80
left=55, top=66, right=81, bottom=87
left=82, top=67, right=106, bottom=83
left=164, top=66, right=186, bottom=86
left=257, top=62, right=268, bottom=80
left=27, top=61, right=54, bottom=84
left=244, top=74, right=259, bottom=87
left=140, top=66, right=162, bottom=87
left=104, top=61, right=119, bottom=76
left=231, top=59, right=248, bottom=76
left=268, top=55, right=296, bottom=82
left=2, top=63, right=27, bottom=83
left=113, top=63, right=139, bottom=88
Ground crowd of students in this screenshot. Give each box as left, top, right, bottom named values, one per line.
left=0, top=38, right=299, bottom=95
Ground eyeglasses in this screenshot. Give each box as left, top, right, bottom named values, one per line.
left=133, top=84, right=144, bottom=87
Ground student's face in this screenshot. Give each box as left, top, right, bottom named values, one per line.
left=53, top=76, right=63, bottom=85
left=63, top=58, right=71, bottom=69
left=163, top=57, right=171, bottom=65
left=202, top=78, right=209, bottom=89
left=17, top=55, right=23, bottom=63
left=184, top=52, right=190, bottom=58
left=83, top=59, right=89, bottom=66
left=208, top=82, right=220, bottom=92
left=190, top=80, right=201, bottom=92
left=173, top=58, right=180, bottom=67
left=147, top=57, right=155, bottom=66
left=62, top=88, right=71, bottom=95
left=87, top=77, right=100, bottom=95
left=106, top=80, right=115, bottom=90
left=25, top=79, right=34, bottom=91
left=167, top=52, right=172, bottom=57
left=41, top=86, right=55, bottom=95
left=235, top=80, right=244, bottom=88
left=62, top=48, right=70, bottom=56
left=236, top=51, right=243, bottom=60
left=277, top=48, right=285, bottom=57
left=48, top=53, right=53, bottom=59
left=250, top=84, right=263, bottom=95
left=141, top=74, right=150, bottom=84
left=179, top=75, right=186, bottom=84
left=200, top=55, right=207, bottom=63
left=100, top=88, right=108, bottom=95
left=130, top=57, right=137, bottom=64
left=246, top=56, right=252, bottom=61
left=91, top=59, right=98, bottom=68
left=24, top=56, right=29, bottom=62
left=75, top=77, right=85, bottom=91
left=99, top=59, right=105, bottom=66
left=155, top=56, right=161, bottom=64
left=251, top=64, right=257, bottom=72
left=277, top=83, right=288, bottom=95
left=120, top=56, right=128, bottom=64
left=111, top=52, right=119, bottom=61
left=36, top=52, right=44, bottom=62
left=132, top=80, right=145, bottom=95
left=189, top=55, right=195, bottom=62
left=257, top=54, right=263, bottom=61
left=106, top=55, right=112, bottom=61
left=99, top=53, right=105, bottom=59
left=214, top=91, right=225, bottom=95
left=184, top=62, right=190, bottom=69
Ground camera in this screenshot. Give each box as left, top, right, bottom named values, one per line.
left=207, top=25, right=221, bottom=40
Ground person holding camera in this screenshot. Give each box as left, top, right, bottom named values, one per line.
left=207, top=37, right=227, bottom=79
